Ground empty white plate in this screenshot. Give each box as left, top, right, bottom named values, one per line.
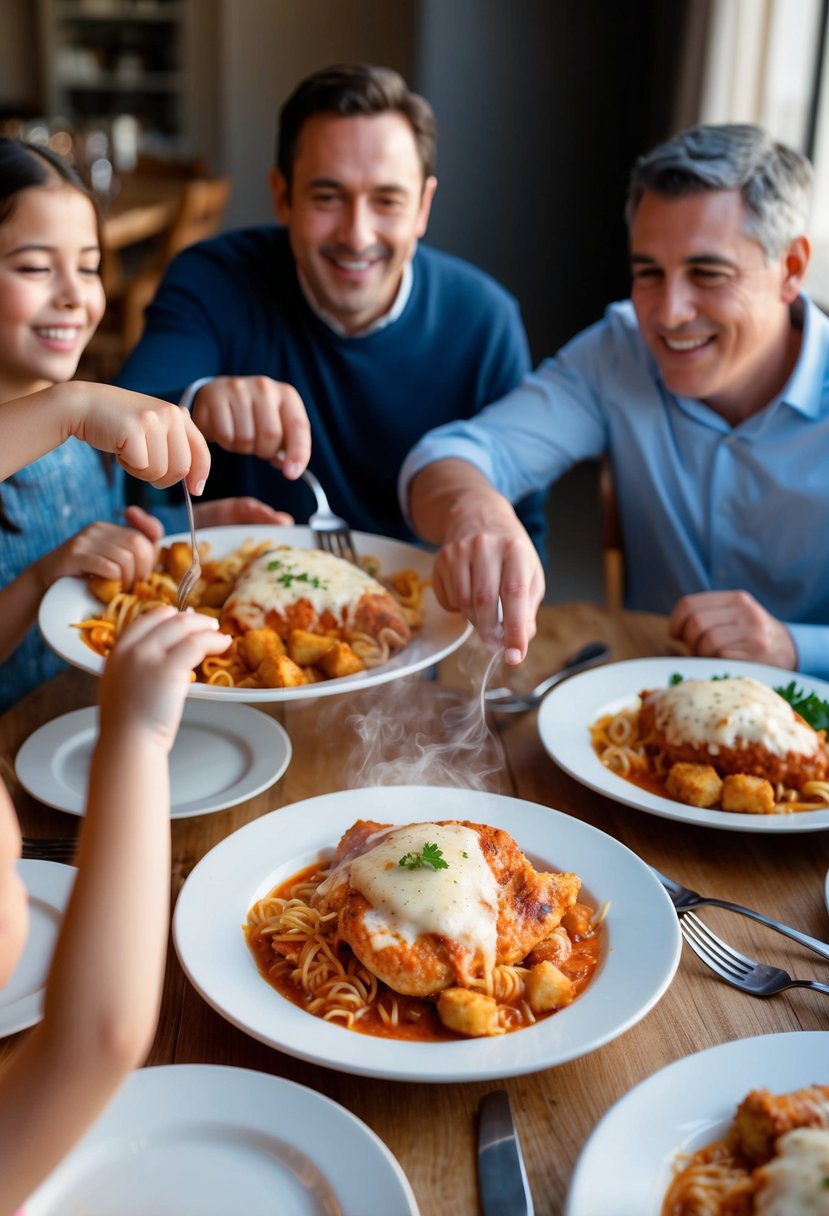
left=15, top=701, right=291, bottom=818
left=26, top=1064, right=419, bottom=1215
left=0, top=859, right=75, bottom=1037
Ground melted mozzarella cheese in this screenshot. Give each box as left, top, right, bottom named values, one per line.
left=650, top=677, right=819, bottom=757
left=225, top=547, right=387, bottom=631
left=756, top=1129, right=829, bottom=1215
left=347, top=823, right=499, bottom=974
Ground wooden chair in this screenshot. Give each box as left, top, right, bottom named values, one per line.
left=81, top=175, right=231, bottom=381
left=599, top=456, right=624, bottom=613
left=121, top=175, right=232, bottom=352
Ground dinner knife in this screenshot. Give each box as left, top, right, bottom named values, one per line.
left=477, top=1089, right=535, bottom=1216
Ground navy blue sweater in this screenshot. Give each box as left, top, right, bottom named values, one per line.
left=118, top=227, right=546, bottom=549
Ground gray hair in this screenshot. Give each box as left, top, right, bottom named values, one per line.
left=626, top=123, right=813, bottom=261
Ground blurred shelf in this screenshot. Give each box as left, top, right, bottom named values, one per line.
left=37, top=0, right=207, bottom=150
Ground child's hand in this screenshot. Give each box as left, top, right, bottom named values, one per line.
left=71, top=386, right=211, bottom=494
left=98, top=607, right=231, bottom=749
left=33, top=516, right=163, bottom=593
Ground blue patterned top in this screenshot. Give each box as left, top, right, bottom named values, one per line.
left=0, top=439, right=121, bottom=712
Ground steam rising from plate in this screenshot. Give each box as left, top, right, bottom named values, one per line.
left=345, top=642, right=507, bottom=792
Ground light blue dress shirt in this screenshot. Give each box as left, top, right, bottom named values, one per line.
left=399, top=295, right=829, bottom=677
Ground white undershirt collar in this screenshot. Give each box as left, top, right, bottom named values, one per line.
left=297, top=259, right=413, bottom=338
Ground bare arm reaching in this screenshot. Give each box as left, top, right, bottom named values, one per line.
left=0, top=608, right=231, bottom=1213
left=0, top=381, right=211, bottom=493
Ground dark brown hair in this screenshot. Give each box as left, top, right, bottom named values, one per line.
left=0, top=137, right=96, bottom=225
left=277, top=63, right=437, bottom=196
left=0, top=139, right=103, bottom=533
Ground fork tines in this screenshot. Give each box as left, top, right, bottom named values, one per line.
left=315, top=529, right=358, bottom=567
left=680, top=913, right=753, bottom=980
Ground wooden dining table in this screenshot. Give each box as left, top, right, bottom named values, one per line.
left=2, top=601, right=828, bottom=1215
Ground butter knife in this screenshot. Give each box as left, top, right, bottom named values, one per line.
left=477, top=1089, right=535, bottom=1216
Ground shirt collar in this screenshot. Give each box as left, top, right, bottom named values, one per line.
left=297, top=259, right=413, bottom=338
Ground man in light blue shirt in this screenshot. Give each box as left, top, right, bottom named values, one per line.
left=400, top=123, right=829, bottom=677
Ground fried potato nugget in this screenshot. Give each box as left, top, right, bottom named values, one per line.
left=161, top=541, right=194, bottom=582
left=238, top=627, right=285, bottom=671
left=721, top=773, right=776, bottom=814
left=317, top=641, right=365, bottom=678
left=665, top=762, right=723, bottom=809
left=257, top=653, right=306, bottom=688
left=526, top=960, right=575, bottom=1012
left=437, top=988, right=500, bottom=1037
left=88, top=576, right=121, bottom=604
left=287, top=629, right=337, bottom=667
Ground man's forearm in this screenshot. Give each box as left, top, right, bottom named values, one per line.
left=408, top=458, right=519, bottom=543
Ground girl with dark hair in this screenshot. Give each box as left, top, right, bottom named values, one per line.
left=0, top=139, right=250, bottom=710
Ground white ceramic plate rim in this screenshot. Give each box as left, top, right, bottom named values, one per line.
left=38, top=525, right=471, bottom=702
left=14, top=701, right=291, bottom=819
left=0, top=859, right=75, bottom=1037
left=565, top=1030, right=829, bottom=1216
left=172, top=785, right=681, bottom=1083
left=25, top=1063, right=419, bottom=1216
left=538, top=656, right=829, bottom=833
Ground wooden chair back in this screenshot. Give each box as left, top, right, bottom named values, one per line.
left=599, top=456, right=624, bottom=613
left=122, top=176, right=231, bottom=351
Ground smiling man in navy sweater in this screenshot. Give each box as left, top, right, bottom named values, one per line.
left=116, top=63, right=546, bottom=552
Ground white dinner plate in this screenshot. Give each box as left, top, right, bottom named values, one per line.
left=0, top=859, right=75, bottom=1038
left=565, top=1030, right=829, bottom=1216
left=38, top=525, right=471, bottom=702
left=538, top=656, right=829, bottom=833
left=173, top=785, right=680, bottom=1083
left=15, top=701, right=291, bottom=819
left=26, top=1063, right=419, bottom=1216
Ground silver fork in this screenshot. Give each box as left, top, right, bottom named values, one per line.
left=176, top=482, right=202, bottom=610
left=680, top=912, right=829, bottom=998
left=301, top=469, right=358, bottom=565
left=651, top=866, right=829, bottom=962
left=485, top=641, right=610, bottom=712
left=21, top=836, right=77, bottom=863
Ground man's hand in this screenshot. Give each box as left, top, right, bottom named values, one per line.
left=433, top=523, right=544, bottom=664
left=192, top=376, right=311, bottom=478
left=192, top=497, right=294, bottom=527
left=409, top=461, right=544, bottom=665
left=668, top=590, right=797, bottom=669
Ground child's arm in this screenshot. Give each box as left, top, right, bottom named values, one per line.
left=0, top=381, right=210, bottom=492
left=0, top=608, right=230, bottom=1212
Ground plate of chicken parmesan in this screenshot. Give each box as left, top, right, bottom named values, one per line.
left=565, top=1030, right=829, bottom=1215
left=538, top=657, right=829, bottom=832
left=38, top=525, right=472, bottom=701
left=172, top=785, right=680, bottom=1082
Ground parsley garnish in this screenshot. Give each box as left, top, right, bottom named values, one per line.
left=266, top=558, right=327, bottom=590
left=774, top=681, right=829, bottom=732
left=398, top=843, right=449, bottom=871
